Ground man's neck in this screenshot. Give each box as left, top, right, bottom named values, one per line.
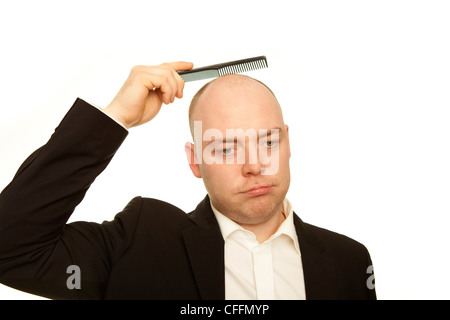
left=238, top=208, right=286, bottom=243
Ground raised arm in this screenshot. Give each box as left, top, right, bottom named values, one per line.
left=0, top=62, right=193, bottom=299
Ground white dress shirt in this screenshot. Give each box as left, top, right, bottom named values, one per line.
left=211, top=198, right=306, bottom=300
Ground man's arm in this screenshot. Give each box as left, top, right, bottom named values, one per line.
left=0, top=62, right=193, bottom=299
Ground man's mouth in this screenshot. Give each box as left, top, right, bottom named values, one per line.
left=242, top=184, right=272, bottom=196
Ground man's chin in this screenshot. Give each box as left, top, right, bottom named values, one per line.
left=211, top=188, right=285, bottom=223
left=234, top=197, right=282, bottom=224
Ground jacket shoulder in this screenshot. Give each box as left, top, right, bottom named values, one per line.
left=299, top=219, right=373, bottom=274
left=302, top=222, right=368, bottom=254
left=135, top=197, right=194, bottom=229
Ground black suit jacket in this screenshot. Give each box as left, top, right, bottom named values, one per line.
left=0, top=99, right=376, bottom=300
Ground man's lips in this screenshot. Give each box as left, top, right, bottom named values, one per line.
left=241, top=185, right=272, bottom=196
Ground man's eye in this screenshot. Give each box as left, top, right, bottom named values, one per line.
left=264, top=140, right=279, bottom=147
left=216, top=147, right=234, bottom=156
left=223, top=148, right=234, bottom=155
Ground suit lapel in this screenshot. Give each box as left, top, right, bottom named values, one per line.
left=293, top=214, right=338, bottom=300
left=182, top=195, right=225, bottom=300
left=181, top=196, right=338, bottom=300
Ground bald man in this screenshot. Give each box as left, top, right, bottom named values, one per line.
left=0, top=62, right=376, bottom=300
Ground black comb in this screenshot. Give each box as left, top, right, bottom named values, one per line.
left=178, top=56, right=268, bottom=82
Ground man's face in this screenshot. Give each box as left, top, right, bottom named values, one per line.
left=186, top=76, right=291, bottom=226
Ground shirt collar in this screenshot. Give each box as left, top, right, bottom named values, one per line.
left=210, top=198, right=301, bottom=255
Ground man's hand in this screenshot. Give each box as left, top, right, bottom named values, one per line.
left=103, top=61, right=193, bottom=129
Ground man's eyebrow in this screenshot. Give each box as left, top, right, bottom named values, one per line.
left=205, top=127, right=283, bottom=146
left=225, top=127, right=282, bottom=141
left=258, top=127, right=282, bottom=139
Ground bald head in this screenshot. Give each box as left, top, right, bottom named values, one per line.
left=188, top=74, right=282, bottom=139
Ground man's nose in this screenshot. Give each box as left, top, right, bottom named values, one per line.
left=242, top=162, right=262, bottom=176
left=241, top=143, right=262, bottom=176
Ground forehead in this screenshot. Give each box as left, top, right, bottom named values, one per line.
left=194, top=76, right=283, bottom=131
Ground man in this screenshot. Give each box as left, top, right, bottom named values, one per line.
left=0, top=62, right=376, bottom=299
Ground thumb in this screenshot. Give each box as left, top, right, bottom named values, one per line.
left=162, top=61, right=194, bottom=72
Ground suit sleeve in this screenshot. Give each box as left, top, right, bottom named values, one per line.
left=0, top=98, right=137, bottom=299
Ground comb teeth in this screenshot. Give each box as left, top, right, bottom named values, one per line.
left=218, top=58, right=268, bottom=77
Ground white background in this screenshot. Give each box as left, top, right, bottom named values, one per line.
left=1, top=0, right=449, bottom=300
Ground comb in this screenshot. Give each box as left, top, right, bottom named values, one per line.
left=178, top=56, right=268, bottom=82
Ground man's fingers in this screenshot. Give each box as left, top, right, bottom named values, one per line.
left=160, top=72, right=178, bottom=104
left=173, top=69, right=185, bottom=99
left=157, top=62, right=192, bottom=103
left=163, top=62, right=192, bottom=99
left=130, top=61, right=193, bottom=105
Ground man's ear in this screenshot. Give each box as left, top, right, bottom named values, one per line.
left=285, top=124, right=291, bottom=158
left=185, top=142, right=202, bottom=178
